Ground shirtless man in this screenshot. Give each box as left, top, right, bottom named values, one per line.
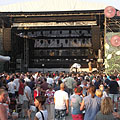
left=0, top=88, right=8, bottom=120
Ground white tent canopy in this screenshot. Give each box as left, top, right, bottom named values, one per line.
left=70, top=63, right=81, bottom=72
left=0, top=0, right=119, bottom=12
left=71, top=63, right=81, bottom=68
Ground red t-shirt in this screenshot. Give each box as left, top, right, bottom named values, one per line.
left=34, top=89, right=41, bottom=101
left=18, top=82, right=24, bottom=95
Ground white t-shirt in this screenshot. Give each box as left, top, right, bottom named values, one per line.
left=13, top=78, right=20, bottom=92
left=47, top=77, right=54, bottom=85
left=7, top=81, right=16, bottom=94
left=24, top=77, right=31, bottom=82
left=117, top=80, right=120, bottom=87
left=54, top=90, right=69, bottom=110
left=102, top=91, right=108, bottom=99
left=23, top=86, right=31, bottom=101
left=35, top=110, right=48, bottom=120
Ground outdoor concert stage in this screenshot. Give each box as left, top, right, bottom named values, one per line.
left=0, top=3, right=119, bottom=73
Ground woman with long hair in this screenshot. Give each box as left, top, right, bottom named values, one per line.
left=34, top=96, right=48, bottom=120
left=80, top=85, right=101, bottom=120
left=95, top=97, right=114, bottom=120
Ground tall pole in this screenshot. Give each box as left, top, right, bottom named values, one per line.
left=104, top=16, right=107, bottom=73
left=24, top=36, right=29, bottom=72
left=104, top=16, right=107, bottom=45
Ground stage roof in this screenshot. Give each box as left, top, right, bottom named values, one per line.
left=0, top=0, right=119, bottom=12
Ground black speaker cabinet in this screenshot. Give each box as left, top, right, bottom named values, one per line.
left=3, top=28, right=11, bottom=51
left=91, top=26, right=100, bottom=50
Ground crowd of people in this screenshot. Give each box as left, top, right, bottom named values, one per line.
left=0, top=71, right=120, bottom=120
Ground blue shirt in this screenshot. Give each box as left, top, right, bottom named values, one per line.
left=84, top=94, right=101, bottom=120
left=71, top=94, right=83, bottom=114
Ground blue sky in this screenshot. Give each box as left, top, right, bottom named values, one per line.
left=0, top=0, right=119, bottom=10
left=0, top=0, right=33, bottom=5
left=0, top=0, right=119, bottom=5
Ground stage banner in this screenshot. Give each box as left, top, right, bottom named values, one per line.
left=105, top=32, right=120, bottom=74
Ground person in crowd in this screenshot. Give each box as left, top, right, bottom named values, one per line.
left=103, top=75, right=110, bottom=89
left=0, top=88, right=8, bottom=120
left=91, top=77, right=96, bottom=85
left=54, top=79, right=62, bottom=91
left=41, top=78, right=49, bottom=95
left=89, top=73, right=94, bottom=82
left=108, top=75, right=119, bottom=111
left=80, top=80, right=88, bottom=96
left=64, top=74, right=76, bottom=96
left=47, top=74, right=54, bottom=85
left=34, top=96, right=48, bottom=120
left=94, top=77, right=101, bottom=89
left=34, top=85, right=41, bottom=101
left=18, top=79, right=25, bottom=105
left=7, top=77, right=16, bottom=98
left=3, top=91, right=11, bottom=118
left=99, top=84, right=108, bottom=99
left=70, top=87, right=77, bottom=113
left=45, top=84, right=55, bottom=120
left=18, top=78, right=24, bottom=117
left=23, top=82, right=32, bottom=118
left=24, top=74, right=31, bottom=82
left=53, top=73, right=60, bottom=85
left=80, top=85, right=101, bottom=120
left=95, top=89, right=103, bottom=98
left=28, top=76, right=35, bottom=95
left=13, top=75, right=20, bottom=98
left=117, top=76, right=120, bottom=87
left=32, top=72, right=39, bottom=82
left=95, top=97, right=114, bottom=120
left=0, top=76, right=6, bottom=89
left=6, top=75, right=10, bottom=84
left=71, top=86, right=83, bottom=120
left=54, top=83, right=69, bottom=120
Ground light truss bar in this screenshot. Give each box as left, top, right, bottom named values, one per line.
left=12, top=21, right=97, bottom=27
